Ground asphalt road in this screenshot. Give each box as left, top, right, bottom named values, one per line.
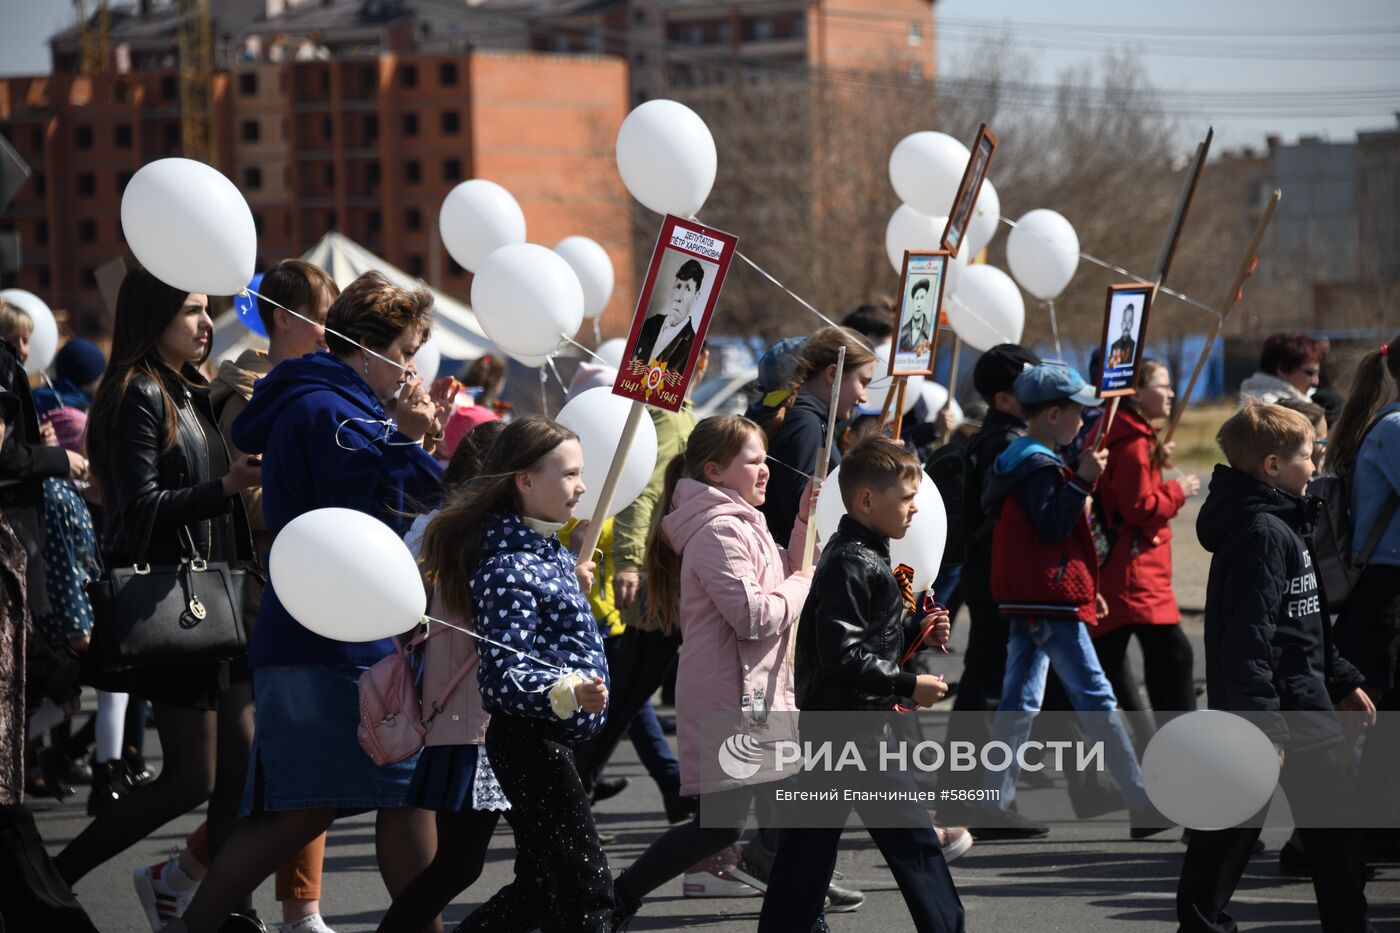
left=31, top=609, right=1400, bottom=933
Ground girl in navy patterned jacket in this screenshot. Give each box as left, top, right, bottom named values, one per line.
left=419, top=416, right=614, bottom=932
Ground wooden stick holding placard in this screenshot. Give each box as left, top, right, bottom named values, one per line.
left=1094, top=128, right=1213, bottom=453
left=931, top=336, right=963, bottom=450
left=1162, top=188, right=1281, bottom=447
left=573, top=401, right=645, bottom=565
left=800, top=345, right=845, bottom=571
left=891, top=377, right=908, bottom=441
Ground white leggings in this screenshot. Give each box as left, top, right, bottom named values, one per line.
left=95, top=690, right=129, bottom=763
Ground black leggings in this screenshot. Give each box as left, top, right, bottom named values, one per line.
left=1093, top=623, right=1196, bottom=719
left=55, top=683, right=254, bottom=885
left=456, top=716, right=614, bottom=933
left=614, top=785, right=774, bottom=909
left=377, top=805, right=501, bottom=933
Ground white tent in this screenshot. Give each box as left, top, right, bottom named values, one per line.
left=211, top=231, right=496, bottom=364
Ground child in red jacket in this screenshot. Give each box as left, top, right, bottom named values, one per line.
left=974, top=363, right=1168, bottom=839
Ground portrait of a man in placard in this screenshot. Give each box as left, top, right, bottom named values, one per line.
left=897, top=277, right=935, bottom=357
left=632, top=257, right=704, bottom=371
left=1099, top=286, right=1152, bottom=395
left=1106, top=302, right=1138, bottom=371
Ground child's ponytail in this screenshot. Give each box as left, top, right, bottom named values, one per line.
left=1326, top=334, right=1400, bottom=474
left=642, top=454, right=688, bottom=633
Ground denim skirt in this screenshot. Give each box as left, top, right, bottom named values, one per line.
left=242, top=664, right=420, bottom=816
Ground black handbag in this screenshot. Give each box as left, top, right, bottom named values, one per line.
left=88, top=522, right=247, bottom=672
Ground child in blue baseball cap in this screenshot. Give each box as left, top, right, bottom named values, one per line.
left=970, top=362, right=1170, bottom=839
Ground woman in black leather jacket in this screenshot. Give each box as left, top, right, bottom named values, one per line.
left=55, top=267, right=261, bottom=888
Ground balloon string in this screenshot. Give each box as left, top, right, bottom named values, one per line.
left=546, top=357, right=568, bottom=395
left=564, top=336, right=608, bottom=364
left=245, top=287, right=413, bottom=373
left=421, top=613, right=572, bottom=675
left=994, top=218, right=1221, bottom=321
left=539, top=366, right=549, bottom=419
left=1047, top=299, right=1063, bottom=360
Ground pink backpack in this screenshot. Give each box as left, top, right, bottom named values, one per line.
left=357, top=626, right=477, bottom=766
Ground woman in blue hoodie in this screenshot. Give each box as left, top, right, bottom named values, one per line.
left=173, top=272, right=446, bottom=932
left=421, top=416, right=613, bottom=933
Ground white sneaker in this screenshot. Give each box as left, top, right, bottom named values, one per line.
left=682, top=868, right=764, bottom=898
left=937, top=825, right=974, bottom=864
left=133, top=859, right=199, bottom=930
left=279, top=915, right=337, bottom=933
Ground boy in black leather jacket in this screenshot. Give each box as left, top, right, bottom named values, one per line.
left=759, top=437, right=964, bottom=933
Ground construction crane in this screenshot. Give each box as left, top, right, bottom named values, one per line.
left=176, top=0, right=216, bottom=167
left=74, top=0, right=111, bottom=75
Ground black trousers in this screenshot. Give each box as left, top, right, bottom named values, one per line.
left=757, top=759, right=965, bottom=933
left=455, top=716, right=614, bottom=933
left=573, top=628, right=680, bottom=795
left=1093, top=623, right=1196, bottom=719
left=1177, top=745, right=1371, bottom=933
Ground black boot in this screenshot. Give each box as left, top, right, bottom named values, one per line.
left=122, top=746, right=155, bottom=787
left=87, top=760, right=131, bottom=815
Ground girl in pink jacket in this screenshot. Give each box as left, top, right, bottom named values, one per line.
left=610, top=415, right=820, bottom=926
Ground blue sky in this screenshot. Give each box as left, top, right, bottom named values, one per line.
left=3, top=0, right=1397, bottom=149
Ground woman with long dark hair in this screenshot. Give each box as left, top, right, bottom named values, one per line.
left=54, top=267, right=260, bottom=890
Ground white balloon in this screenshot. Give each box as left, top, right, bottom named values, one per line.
left=555, top=387, right=659, bottom=519
left=269, top=508, right=426, bottom=643
left=507, top=349, right=553, bottom=368
left=885, top=205, right=945, bottom=276
left=471, top=244, right=585, bottom=358
left=1142, top=711, right=1281, bottom=831
left=594, top=338, right=628, bottom=370
left=858, top=343, right=924, bottom=417
left=889, top=131, right=970, bottom=217
left=1006, top=209, right=1080, bottom=301
left=814, top=465, right=948, bottom=593
left=554, top=236, right=615, bottom=320
left=965, top=178, right=1001, bottom=257
left=918, top=382, right=963, bottom=430
left=946, top=265, right=1024, bottom=352
left=120, top=158, right=256, bottom=296
left=414, top=334, right=441, bottom=382
left=0, top=289, right=59, bottom=375
left=616, top=99, right=717, bottom=217
left=440, top=180, right=527, bottom=273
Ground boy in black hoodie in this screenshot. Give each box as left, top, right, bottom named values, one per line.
left=1180, top=401, right=1375, bottom=933
left=758, top=437, right=964, bottom=933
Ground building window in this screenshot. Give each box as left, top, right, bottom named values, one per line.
left=367, top=209, right=382, bottom=235
left=443, top=158, right=462, bottom=181
left=718, top=22, right=732, bottom=44
left=685, top=25, right=703, bottom=45
left=406, top=207, right=421, bottom=230
left=252, top=212, right=264, bottom=235
left=366, top=162, right=380, bottom=186
left=405, top=160, right=421, bottom=184
left=79, top=219, right=97, bottom=243
left=31, top=126, right=43, bottom=151
left=239, top=72, right=257, bottom=96
left=447, top=257, right=466, bottom=278
left=401, top=64, right=417, bottom=88
left=359, top=65, right=377, bottom=96
left=114, top=124, right=133, bottom=148
left=907, top=21, right=923, bottom=46
left=406, top=255, right=424, bottom=276
left=35, top=221, right=47, bottom=245
left=402, top=113, right=419, bottom=136
left=323, top=164, right=335, bottom=185
left=37, top=267, right=50, bottom=288
left=319, top=69, right=331, bottom=93
left=160, top=75, right=177, bottom=100
left=116, top=170, right=133, bottom=192
left=363, top=114, right=379, bottom=144
left=81, top=267, right=97, bottom=288
left=75, top=125, right=93, bottom=149
left=326, top=210, right=337, bottom=231
left=322, top=117, right=333, bottom=140
left=163, top=122, right=180, bottom=151
left=441, top=111, right=459, bottom=135
left=241, top=120, right=260, bottom=142
left=34, top=175, right=45, bottom=197
left=78, top=173, right=96, bottom=197
left=908, top=62, right=922, bottom=79
left=439, top=62, right=457, bottom=86
left=244, top=166, right=262, bottom=189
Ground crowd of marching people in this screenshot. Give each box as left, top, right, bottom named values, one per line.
left=0, top=261, right=1397, bottom=933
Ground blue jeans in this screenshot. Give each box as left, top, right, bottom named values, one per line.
left=629, top=699, right=682, bottom=800
left=985, top=618, right=1146, bottom=811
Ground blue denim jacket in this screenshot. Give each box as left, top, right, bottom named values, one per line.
left=1351, top=403, right=1400, bottom=568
